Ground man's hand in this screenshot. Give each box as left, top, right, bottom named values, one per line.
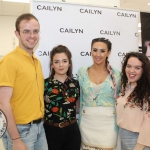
left=13, top=139, right=27, bottom=150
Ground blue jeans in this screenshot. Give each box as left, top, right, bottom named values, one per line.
left=119, top=127, right=150, bottom=150
left=2, top=121, right=48, bottom=150
left=44, top=122, right=81, bottom=150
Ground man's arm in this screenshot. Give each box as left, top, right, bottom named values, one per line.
left=0, top=86, right=26, bottom=150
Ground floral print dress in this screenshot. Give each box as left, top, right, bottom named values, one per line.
left=44, top=77, right=80, bottom=123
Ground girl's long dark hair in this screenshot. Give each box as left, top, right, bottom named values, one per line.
left=121, top=52, right=150, bottom=110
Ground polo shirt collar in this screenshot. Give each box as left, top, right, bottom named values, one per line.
left=16, top=46, right=37, bottom=59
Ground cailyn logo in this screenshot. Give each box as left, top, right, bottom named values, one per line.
left=60, top=28, right=83, bottom=34
left=80, top=51, right=91, bottom=56
left=38, top=51, right=91, bottom=56
left=38, top=51, right=50, bottom=56
left=80, top=8, right=102, bottom=15
left=135, top=33, right=139, bottom=37
left=100, top=30, right=120, bottom=36
left=118, top=52, right=128, bottom=57
left=37, top=5, right=62, bottom=11
left=0, top=110, right=7, bottom=137
left=117, top=12, right=136, bottom=18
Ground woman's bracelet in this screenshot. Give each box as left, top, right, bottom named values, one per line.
left=12, top=137, right=21, bottom=140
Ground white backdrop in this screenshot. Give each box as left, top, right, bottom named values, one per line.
left=32, top=2, right=139, bottom=150
left=32, top=1, right=139, bottom=79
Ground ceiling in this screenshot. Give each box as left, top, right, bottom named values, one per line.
left=0, top=0, right=150, bottom=16
left=120, top=0, right=150, bottom=12
left=0, top=1, right=30, bottom=16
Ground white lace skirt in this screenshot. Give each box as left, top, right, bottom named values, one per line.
left=80, top=106, right=118, bottom=149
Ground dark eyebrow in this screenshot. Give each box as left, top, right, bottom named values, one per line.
left=92, top=48, right=106, bottom=50
left=127, top=64, right=142, bottom=68
left=53, top=59, right=68, bottom=61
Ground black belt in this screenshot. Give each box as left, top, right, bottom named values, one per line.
left=44, top=119, right=77, bottom=128
left=28, top=118, right=43, bottom=124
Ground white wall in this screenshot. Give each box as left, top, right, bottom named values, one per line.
left=0, top=138, right=4, bottom=150
left=36, top=0, right=120, bottom=7
left=0, top=16, right=18, bottom=57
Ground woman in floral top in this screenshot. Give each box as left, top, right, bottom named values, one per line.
left=44, top=45, right=81, bottom=150
left=116, top=52, right=150, bottom=150
left=77, top=38, right=121, bottom=150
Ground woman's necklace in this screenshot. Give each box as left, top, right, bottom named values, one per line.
left=129, top=83, right=136, bottom=91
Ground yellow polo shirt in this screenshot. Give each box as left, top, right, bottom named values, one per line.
left=0, top=46, right=44, bottom=124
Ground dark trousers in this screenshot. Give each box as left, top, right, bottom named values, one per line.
left=44, top=122, right=81, bottom=150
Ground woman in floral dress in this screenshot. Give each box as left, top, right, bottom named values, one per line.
left=116, top=52, right=150, bottom=150
left=77, top=38, right=121, bottom=150
left=44, top=45, right=81, bottom=150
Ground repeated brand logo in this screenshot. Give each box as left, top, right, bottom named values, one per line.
left=80, top=8, right=102, bottom=15
left=37, top=5, right=62, bottom=11
left=118, top=52, right=128, bottom=57
left=80, top=51, right=91, bottom=56
left=100, top=30, right=120, bottom=36
left=72, top=74, right=78, bottom=79
left=117, top=12, right=136, bottom=18
left=60, top=28, right=83, bottom=34
left=38, top=51, right=91, bottom=56
left=38, top=51, right=50, bottom=56
left=0, top=110, right=7, bottom=138
left=135, top=33, right=139, bottom=37
left=138, top=46, right=142, bottom=53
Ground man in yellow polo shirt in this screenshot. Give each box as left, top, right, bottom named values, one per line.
left=0, top=13, right=48, bottom=150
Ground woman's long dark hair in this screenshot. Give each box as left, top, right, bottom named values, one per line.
left=49, top=45, right=72, bottom=78
left=121, top=52, right=150, bottom=110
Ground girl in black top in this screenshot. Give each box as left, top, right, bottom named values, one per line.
left=44, top=45, right=81, bottom=150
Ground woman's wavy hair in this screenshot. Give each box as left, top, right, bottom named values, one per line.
left=91, top=38, right=117, bottom=98
left=49, top=45, right=72, bottom=78
left=121, top=52, right=150, bottom=110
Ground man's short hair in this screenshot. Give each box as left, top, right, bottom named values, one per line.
left=15, top=13, right=39, bottom=31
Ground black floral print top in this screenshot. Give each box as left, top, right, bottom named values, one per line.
left=44, top=77, right=80, bottom=123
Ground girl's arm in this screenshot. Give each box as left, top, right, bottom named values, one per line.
left=133, top=143, right=144, bottom=150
